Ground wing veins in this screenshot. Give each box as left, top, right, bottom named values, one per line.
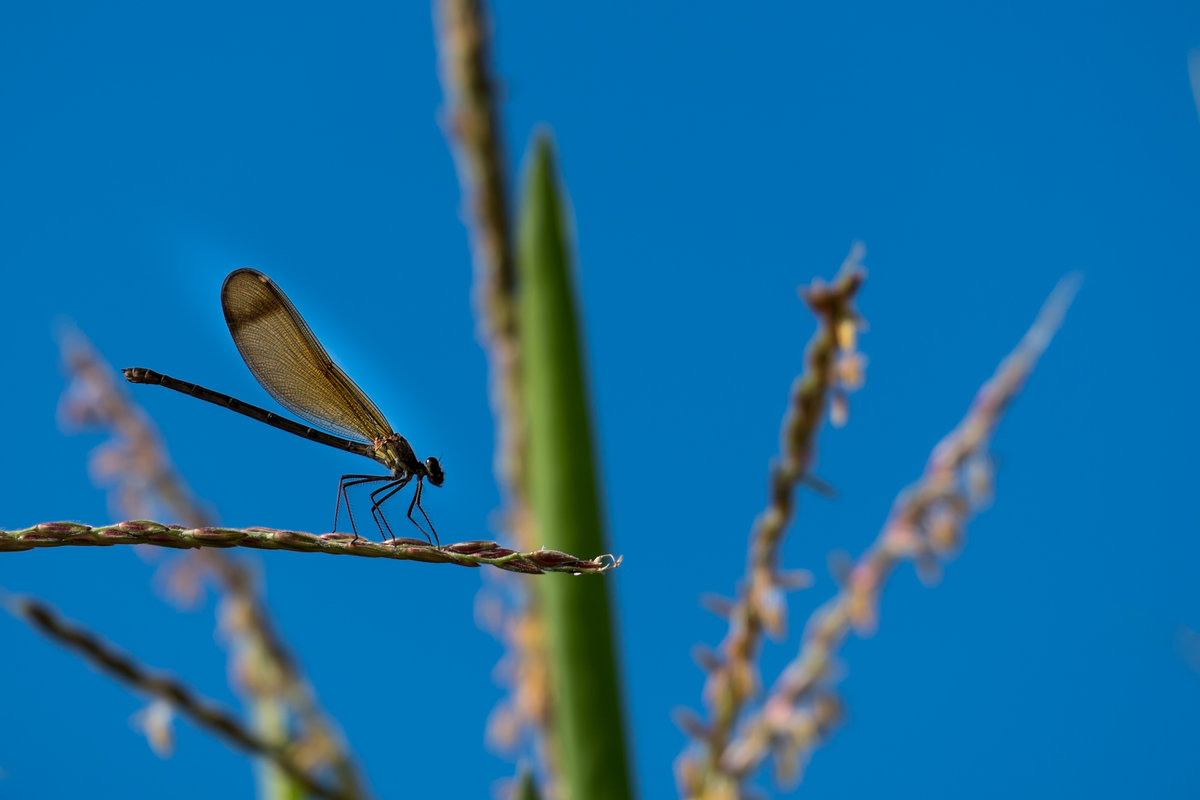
left=220, top=268, right=393, bottom=443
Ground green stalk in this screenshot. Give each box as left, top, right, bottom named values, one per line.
left=253, top=696, right=303, bottom=800
left=517, top=131, right=634, bottom=800
left=516, top=766, right=543, bottom=800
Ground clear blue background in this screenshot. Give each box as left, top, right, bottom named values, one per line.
left=2, top=1, right=1198, bottom=797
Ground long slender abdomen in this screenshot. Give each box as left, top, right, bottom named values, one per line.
left=122, top=367, right=377, bottom=461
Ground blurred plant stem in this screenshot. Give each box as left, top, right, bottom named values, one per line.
left=57, top=329, right=366, bottom=799
left=2, top=592, right=351, bottom=800
left=516, top=766, right=543, bottom=800
left=434, top=0, right=558, bottom=789
left=684, top=275, right=1080, bottom=794
left=518, top=132, right=634, bottom=800
left=254, top=691, right=304, bottom=800
left=434, top=0, right=523, bottom=511
left=675, top=252, right=865, bottom=797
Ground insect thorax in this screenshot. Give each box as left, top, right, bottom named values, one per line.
left=374, top=433, right=420, bottom=477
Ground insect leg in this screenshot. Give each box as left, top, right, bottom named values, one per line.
left=407, top=478, right=440, bottom=547
left=370, top=477, right=411, bottom=542
left=336, top=474, right=391, bottom=542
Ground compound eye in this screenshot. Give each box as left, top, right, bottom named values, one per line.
left=425, top=457, right=445, bottom=486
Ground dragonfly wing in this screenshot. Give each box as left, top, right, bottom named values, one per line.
left=220, top=268, right=393, bottom=443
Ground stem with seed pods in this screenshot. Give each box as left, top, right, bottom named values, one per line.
left=0, top=521, right=621, bottom=575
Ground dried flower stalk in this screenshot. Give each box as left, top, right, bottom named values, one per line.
left=435, top=0, right=525, bottom=521
left=677, top=247, right=866, bottom=796
left=435, top=0, right=556, bottom=785
left=718, top=274, right=1081, bottom=786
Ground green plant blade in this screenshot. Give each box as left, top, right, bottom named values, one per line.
left=517, top=130, right=634, bottom=800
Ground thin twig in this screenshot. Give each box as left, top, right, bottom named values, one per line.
left=435, top=0, right=556, bottom=785
left=2, top=593, right=351, bottom=800
left=0, top=521, right=621, bottom=574
left=676, top=248, right=866, bottom=795
left=719, top=274, right=1082, bottom=785
left=60, top=328, right=367, bottom=796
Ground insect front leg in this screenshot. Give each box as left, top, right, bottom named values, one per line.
left=369, top=476, right=412, bottom=543
left=407, top=478, right=440, bottom=547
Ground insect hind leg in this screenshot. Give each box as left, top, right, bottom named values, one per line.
left=336, top=474, right=390, bottom=542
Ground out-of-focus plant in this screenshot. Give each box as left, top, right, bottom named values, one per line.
left=677, top=275, right=1079, bottom=797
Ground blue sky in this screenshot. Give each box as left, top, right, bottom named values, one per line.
left=2, top=1, right=1198, bottom=797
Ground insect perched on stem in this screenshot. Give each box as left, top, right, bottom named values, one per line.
left=124, top=268, right=443, bottom=545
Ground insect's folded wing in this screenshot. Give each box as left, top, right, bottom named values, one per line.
left=220, top=268, right=393, bottom=443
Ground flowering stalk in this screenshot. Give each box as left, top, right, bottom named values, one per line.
left=676, top=248, right=866, bottom=797
left=719, top=275, right=1081, bottom=787
left=435, top=0, right=557, bottom=787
